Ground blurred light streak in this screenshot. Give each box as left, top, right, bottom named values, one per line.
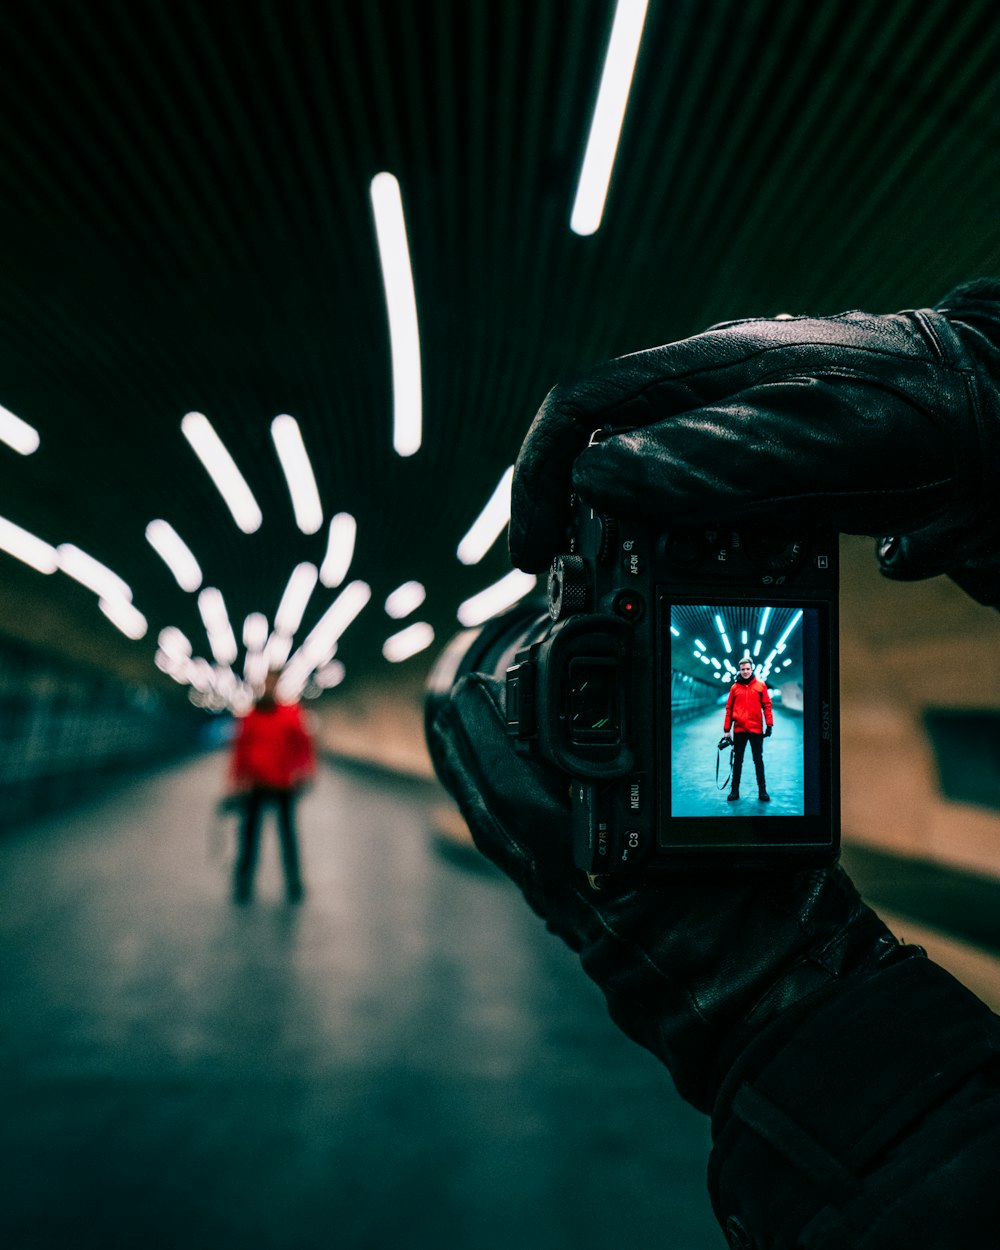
left=145, top=519, right=203, bottom=591
left=271, top=414, right=323, bottom=534
left=0, top=402, right=40, bottom=454
left=274, top=563, right=318, bottom=637
left=314, top=659, right=346, bottom=689
left=197, top=586, right=238, bottom=665
left=99, top=597, right=147, bottom=640
left=457, top=570, right=537, bottom=627
left=57, top=544, right=132, bottom=602
left=370, top=172, right=422, bottom=456
left=158, top=626, right=192, bottom=660
left=384, top=580, right=426, bottom=619
left=243, top=612, right=269, bottom=653
left=319, top=513, right=357, bottom=588
left=382, top=621, right=434, bottom=663
left=0, top=515, right=57, bottom=573
left=181, top=412, right=262, bottom=534
left=456, top=466, right=514, bottom=564
left=570, top=0, right=649, bottom=236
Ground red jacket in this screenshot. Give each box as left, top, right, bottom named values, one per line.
left=229, top=699, right=316, bottom=791
left=724, top=677, right=773, bottom=735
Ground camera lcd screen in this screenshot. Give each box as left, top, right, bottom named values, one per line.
left=661, top=599, right=833, bottom=848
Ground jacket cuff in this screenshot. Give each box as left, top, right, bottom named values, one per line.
left=708, top=956, right=1000, bottom=1249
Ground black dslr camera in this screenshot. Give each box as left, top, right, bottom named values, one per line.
left=428, top=498, right=839, bottom=877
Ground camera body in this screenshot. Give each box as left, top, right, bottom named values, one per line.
left=504, top=498, right=840, bottom=875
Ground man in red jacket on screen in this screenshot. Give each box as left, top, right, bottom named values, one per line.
left=722, top=657, right=773, bottom=803
left=228, top=668, right=316, bottom=903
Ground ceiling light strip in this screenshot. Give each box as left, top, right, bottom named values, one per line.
left=198, top=586, right=239, bottom=666
left=181, top=411, right=263, bottom=534
left=457, top=570, right=538, bottom=627
left=370, top=172, right=422, bottom=457
left=570, top=0, right=650, bottom=237
left=0, top=402, right=40, bottom=455
left=57, top=544, right=133, bottom=602
left=145, top=519, right=203, bottom=592
left=271, top=414, right=323, bottom=535
left=320, top=512, right=357, bottom=588
left=383, top=621, right=435, bottom=663
left=456, top=466, right=514, bottom=565
left=0, top=515, right=57, bottom=573
left=274, top=562, right=319, bottom=638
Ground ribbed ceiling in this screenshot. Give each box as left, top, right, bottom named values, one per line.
left=1, top=0, right=998, bottom=699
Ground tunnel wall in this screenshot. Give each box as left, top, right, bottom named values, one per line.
left=0, top=634, right=205, bottom=830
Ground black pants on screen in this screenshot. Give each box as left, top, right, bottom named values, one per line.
left=731, top=731, right=766, bottom=793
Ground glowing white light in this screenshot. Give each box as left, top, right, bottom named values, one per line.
left=669, top=626, right=680, bottom=638
left=724, top=659, right=736, bottom=673
left=713, top=671, right=721, bottom=679
left=320, top=512, right=357, bottom=588
left=714, top=614, right=726, bottom=634
left=764, top=649, right=778, bottom=668
left=758, top=606, right=772, bottom=635
left=711, top=658, right=721, bottom=670
left=370, top=172, right=422, bottom=456
left=741, top=630, right=748, bottom=644
left=720, top=633, right=732, bottom=654
left=783, top=658, right=793, bottom=667
left=57, top=544, right=132, bottom=602
left=158, top=627, right=192, bottom=661
left=694, top=639, right=706, bottom=651
left=145, top=519, right=202, bottom=591
left=753, top=639, right=762, bottom=656
left=700, top=655, right=711, bottom=665
left=271, top=414, right=323, bottom=535
left=570, top=0, right=649, bottom=236
left=244, top=651, right=269, bottom=688
left=266, top=633, right=294, bottom=668
left=385, top=580, right=427, bottom=619
left=181, top=412, right=262, bottom=534
left=776, top=609, right=803, bottom=649
left=457, top=570, right=538, bottom=627
left=243, top=612, right=269, bottom=652
left=0, top=516, right=57, bottom=573
left=198, top=586, right=238, bottom=666
left=383, top=621, right=435, bottom=663
left=295, top=580, right=372, bottom=668
left=275, top=563, right=318, bottom=638
left=456, top=466, right=514, bottom=565
left=99, top=597, right=147, bottom=640
left=0, top=403, right=40, bottom=455
left=314, top=659, right=346, bottom=689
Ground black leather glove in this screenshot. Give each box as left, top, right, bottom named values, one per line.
left=510, top=281, right=1000, bottom=607
left=429, top=673, right=1000, bottom=1248
left=764, top=725, right=773, bottom=738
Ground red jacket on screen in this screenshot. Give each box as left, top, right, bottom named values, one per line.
left=229, top=700, right=316, bottom=791
left=724, top=677, right=773, bottom=735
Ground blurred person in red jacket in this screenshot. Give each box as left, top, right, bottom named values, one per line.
left=722, top=657, right=774, bottom=803
left=227, top=669, right=316, bottom=903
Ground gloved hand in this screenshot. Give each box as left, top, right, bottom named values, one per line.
left=764, top=725, right=773, bottom=738
left=428, top=669, right=908, bottom=1113
left=509, top=280, right=1000, bottom=607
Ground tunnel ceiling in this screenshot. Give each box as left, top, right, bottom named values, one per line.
left=1, top=0, right=998, bottom=706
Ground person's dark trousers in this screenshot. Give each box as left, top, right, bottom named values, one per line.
left=234, top=788, right=304, bottom=902
left=731, top=731, right=766, bottom=794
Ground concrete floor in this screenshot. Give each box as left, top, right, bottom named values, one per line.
left=0, top=753, right=723, bottom=1250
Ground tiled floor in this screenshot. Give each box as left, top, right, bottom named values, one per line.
left=0, top=753, right=723, bottom=1250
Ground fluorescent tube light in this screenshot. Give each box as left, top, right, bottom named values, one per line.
left=181, top=412, right=262, bottom=534
left=296, top=580, right=372, bottom=668
left=670, top=626, right=680, bottom=637
left=266, top=633, right=293, bottom=668
left=720, top=633, right=732, bottom=653
left=243, top=612, right=269, bottom=652
left=314, top=660, right=346, bottom=689
left=382, top=622, right=435, bottom=663
left=0, top=402, right=40, bottom=454
left=99, top=597, right=147, bottom=641
left=0, top=515, right=57, bottom=573
left=158, top=627, right=192, bottom=660
left=145, top=519, right=202, bottom=591
left=456, top=466, right=514, bottom=565
left=385, top=580, right=427, bottom=619
left=274, top=563, right=318, bottom=637
left=271, top=414, right=323, bottom=535
left=58, top=544, right=132, bottom=602
left=570, top=0, right=649, bottom=236
left=776, top=609, right=804, bottom=649
left=320, top=513, right=357, bottom=588
left=753, top=639, right=762, bottom=656
left=457, top=570, right=537, bottom=627
left=198, top=586, right=238, bottom=665
left=758, top=606, right=772, bottom=635
left=370, top=172, right=422, bottom=456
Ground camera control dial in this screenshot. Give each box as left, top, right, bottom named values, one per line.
left=548, top=554, right=588, bottom=620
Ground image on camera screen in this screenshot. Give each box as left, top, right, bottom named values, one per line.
left=668, top=602, right=820, bottom=819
